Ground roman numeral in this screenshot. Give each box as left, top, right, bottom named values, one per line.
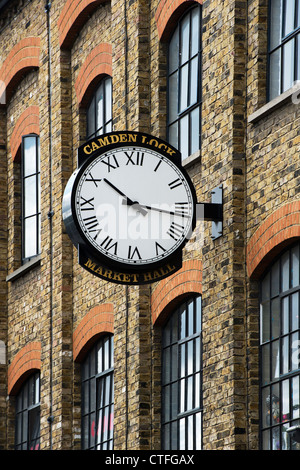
left=128, top=245, right=142, bottom=260
left=125, top=151, right=144, bottom=166
left=155, top=242, right=166, bottom=256
left=101, top=155, right=119, bottom=172
left=168, top=178, right=183, bottom=190
left=101, top=236, right=118, bottom=254
left=154, top=159, right=162, bottom=172
left=80, top=196, right=94, bottom=211
left=83, top=216, right=102, bottom=240
left=83, top=216, right=99, bottom=231
left=174, top=202, right=189, bottom=217
left=167, top=222, right=185, bottom=240
left=85, top=172, right=101, bottom=187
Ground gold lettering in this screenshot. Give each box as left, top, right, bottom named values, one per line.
left=143, top=271, right=153, bottom=282
left=84, top=258, right=97, bottom=271
left=91, top=141, right=100, bottom=152
left=166, top=147, right=176, bottom=156
left=128, top=134, right=137, bottom=143
left=83, top=144, right=92, bottom=155
left=97, top=136, right=110, bottom=147
left=149, top=138, right=158, bottom=147
left=119, top=134, right=127, bottom=142
left=110, top=134, right=120, bottom=144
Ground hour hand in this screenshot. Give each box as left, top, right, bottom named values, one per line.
left=103, top=178, right=147, bottom=215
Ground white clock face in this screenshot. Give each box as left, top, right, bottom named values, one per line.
left=74, top=146, right=195, bottom=267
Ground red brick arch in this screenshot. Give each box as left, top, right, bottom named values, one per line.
left=155, top=0, right=203, bottom=41
left=74, top=43, right=112, bottom=108
left=8, top=342, right=41, bottom=395
left=0, top=37, right=40, bottom=106
left=73, top=303, right=114, bottom=362
left=10, top=106, right=40, bottom=162
left=247, top=201, right=300, bottom=279
left=58, top=0, right=106, bottom=49
left=151, top=259, right=202, bottom=326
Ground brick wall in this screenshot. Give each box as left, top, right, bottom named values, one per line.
left=0, top=0, right=299, bottom=451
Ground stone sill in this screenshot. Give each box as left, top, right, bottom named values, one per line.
left=6, top=254, right=41, bottom=282
left=248, top=83, right=300, bottom=124
left=182, top=149, right=201, bottom=168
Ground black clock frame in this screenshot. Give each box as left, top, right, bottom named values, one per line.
left=62, top=131, right=197, bottom=282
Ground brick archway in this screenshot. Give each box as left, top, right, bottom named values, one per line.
left=8, top=342, right=41, bottom=395
left=10, top=106, right=40, bottom=162
left=247, top=201, right=300, bottom=279
left=155, top=0, right=202, bottom=40
left=58, top=0, right=106, bottom=49
left=0, top=37, right=40, bottom=106
left=151, top=259, right=202, bottom=325
left=73, top=303, right=114, bottom=362
left=74, top=43, right=112, bottom=108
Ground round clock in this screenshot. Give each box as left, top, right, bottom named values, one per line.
left=63, top=139, right=196, bottom=272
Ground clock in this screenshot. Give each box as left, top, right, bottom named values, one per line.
left=63, top=132, right=196, bottom=281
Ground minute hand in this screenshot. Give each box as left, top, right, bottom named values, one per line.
left=139, top=204, right=190, bottom=217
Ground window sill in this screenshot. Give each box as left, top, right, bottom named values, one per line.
left=248, top=83, right=300, bottom=124
left=182, top=149, right=201, bottom=169
left=6, top=254, right=41, bottom=282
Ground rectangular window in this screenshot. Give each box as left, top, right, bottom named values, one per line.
left=22, top=135, right=40, bottom=263
left=268, top=0, right=300, bottom=100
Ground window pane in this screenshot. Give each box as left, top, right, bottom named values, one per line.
left=261, top=343, right=270, bottom=384
left=24, top=176, right=37, bottom=217
left=282, top=296, right=289, bottom=335
left=24, top=217, right=37, bottom=259
left=272, top=259, right=280, bottom=296
left=96, top=83, right=104, bottom=133
left=180, top=13, right=190, bottom=64
left=271, top=298, right=280, bottom=338
left=191, top=7, right=200, bottom=57
left=270, top=0, right=283, bottom=49
left=180, top=63, right=189, bottom=112
left=269, top=49, right=281, bottom=100
left=291, top=244, right=300, bottom=287
left=189, top=57, right=198, bottom=106
left=105, top=78, right=112, bottom=123
left=292, top=292, right=299, bottom=331
left=284, top=0, right=296, bottom=36
left=292, top=375, right=300, bottom=418
left=283, top=38, right=295, bottom=92
left=272, top=340, right=280, bottom=379
left=169, top=27, right=179, bottom=74
left=261, top=301, right=270, bottom=342
left=180, top=114, right=189, bottom=159
left=282, top=379, right=290, bottom=422
left=168, top=72, right=178, bottom=123
left=23, top=136, right=37, bottom=176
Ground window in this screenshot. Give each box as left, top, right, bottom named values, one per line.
left=81, top=335, right=114, bottom=450
left=167, top=5, right=202, bottom=161
left=15, top=372, right=40, bottom=450
left=260, top=242, right=300, bottom=450
left=268, top=0, right=300, bottom=100
left=21, top=135, right=40, bottom=262
left=161, top=296, right=202, bottom=450
left=87, top=77, right=112, bottom=139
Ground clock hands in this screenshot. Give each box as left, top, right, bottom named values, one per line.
left=103, top=179, right=190, bottom=218
left=103, top=178, right=148, bottom=215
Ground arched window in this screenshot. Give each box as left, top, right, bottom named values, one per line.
left=260, top=242, right=300, bottom=449
left=86, top=76, right=112, bottom=139
left=161, top=295, right=202, bottom=449
left=81, top=335, right=114, bottom=450
left=15, top=372, right=40, bottom=450
left=268, top=0, right=300, bottom=100
left=167, top=5, right=202, bottom=161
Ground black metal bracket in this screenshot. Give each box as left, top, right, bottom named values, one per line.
left=196, top=185, right=223, bottom=240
